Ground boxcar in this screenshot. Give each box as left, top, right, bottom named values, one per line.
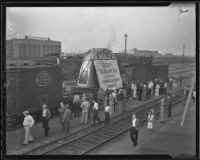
left=120, top=62, right=169, bottom=83
left=151, top=64, right=169, bottom=80
left=6, top=62, right=63, bottom=126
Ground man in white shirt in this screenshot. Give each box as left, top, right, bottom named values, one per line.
left=23, top=111, right=34, bottom=145
left=92, top=100, right=102, bottom=126
left=147, top=82, right=152, bottom=99
left=129, top=113, right=139, bottom=147
left=150, top=81, right=154, bottom=97
left=80, top=98, right=90, bottom=124
left=192, top=89, right=196, bottom=103
left=104, top=105, right=111, bottom=124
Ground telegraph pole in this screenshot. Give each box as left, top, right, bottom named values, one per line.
left=182, top=44, right=185, bottom=66
left=124, top=33, right=128, bottom=62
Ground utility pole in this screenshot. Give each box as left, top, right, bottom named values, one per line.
left=124, top=33, right=128, bottom=62
left=182, top=44, right=185, bottom=66
left=180, top=70, right=195, bottom=126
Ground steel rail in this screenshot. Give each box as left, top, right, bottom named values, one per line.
left=25, top=89, right=184, bottom=155
left=83, top=93, right=184, bottom=155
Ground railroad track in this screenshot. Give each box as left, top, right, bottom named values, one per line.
left=24, top=89, right=184, bottom=155
left=169, top=68, right=194, bottom=74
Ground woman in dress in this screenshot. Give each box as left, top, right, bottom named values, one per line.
left=133, top=83, right=137, bottom=99
left=155, top=83, right=160, bottom=96
left=160, top=98, right=166, bottom=123
left=108, top=92, right=115, bottom=115
left=147, top=109, right=155, bottom=130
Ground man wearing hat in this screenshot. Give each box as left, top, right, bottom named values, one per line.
left=118, top=89, right=124, bottom=113
left=42, top=104, right=51, bottom=136
left=61, top=103, right=71, bottom=133
left=130, top=113, right=139, bottom=147
left=80, top=98, right=90, bottom=124
left=58, top=102, right=66, bottom=131
left=23, top=110, right=35, bottom=145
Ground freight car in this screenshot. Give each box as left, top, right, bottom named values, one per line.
left=120, top=57, right=169, bottom=83
left=151, top=64, right=169, bottom=80
left=153, top=56, right=195, bottom=64
left=6, top=62, right=63, bottom=129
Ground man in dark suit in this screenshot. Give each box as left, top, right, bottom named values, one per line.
left=42, top=104, right=51, bottom=136
left=92, top=100, right=102, bottom=126
left=130, top=113, right=139, bottom=147
left=168, top=94, right=173, bottom=117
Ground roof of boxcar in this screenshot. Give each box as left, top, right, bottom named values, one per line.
left=152, top=63, right=169, bottom=66
left=34, top=56, right=82, bottom=78
left=6, top=61, right=56, bottom=69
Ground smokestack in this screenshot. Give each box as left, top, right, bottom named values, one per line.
left=124, top=33, right=128, bottom=61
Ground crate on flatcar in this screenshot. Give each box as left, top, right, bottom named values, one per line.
left=6, top=62, right=63, bottom=128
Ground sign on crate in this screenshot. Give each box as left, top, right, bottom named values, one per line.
left=94, top=60, right=123, bottom=90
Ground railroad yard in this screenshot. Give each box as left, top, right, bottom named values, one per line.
left=6, top=62, right=196, bottom=157
left=4, top=5, right=197, bottom=159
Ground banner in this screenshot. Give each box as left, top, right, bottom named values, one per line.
left=94, top=60, right=123, bottom=90
left=78, top=60, right=90, bottom=85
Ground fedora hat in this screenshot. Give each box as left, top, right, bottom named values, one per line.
left=23, top=110, right=29, bottom=114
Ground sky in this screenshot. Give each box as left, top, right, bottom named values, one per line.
left=6, top=3, right=195, bottom=56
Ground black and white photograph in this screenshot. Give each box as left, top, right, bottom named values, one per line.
left=3, top=2, right=197, bottom=158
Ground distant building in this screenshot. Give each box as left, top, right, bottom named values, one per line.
left=6, top=35, right=61, bottom=60
left=165, top=53, right=174, bottom=56
left=127, top=48, right=161, bottom=57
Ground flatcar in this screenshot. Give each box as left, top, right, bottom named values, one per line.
left=6, top=62, right=63, bottom=129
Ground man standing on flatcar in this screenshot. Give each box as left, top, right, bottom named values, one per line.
left=42, top=104, right=51, bottom=136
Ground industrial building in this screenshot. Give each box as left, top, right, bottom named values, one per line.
left=127, top=48, right=161, bottom=57
left=6, top=35, right=61, bottom=60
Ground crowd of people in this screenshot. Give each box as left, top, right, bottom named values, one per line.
left=129, top=83, right=196, bottom=148
left=21, top=76, right=195, bottom=146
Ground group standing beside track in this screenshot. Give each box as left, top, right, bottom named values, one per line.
left=21, top=76, right=194, bottom=146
